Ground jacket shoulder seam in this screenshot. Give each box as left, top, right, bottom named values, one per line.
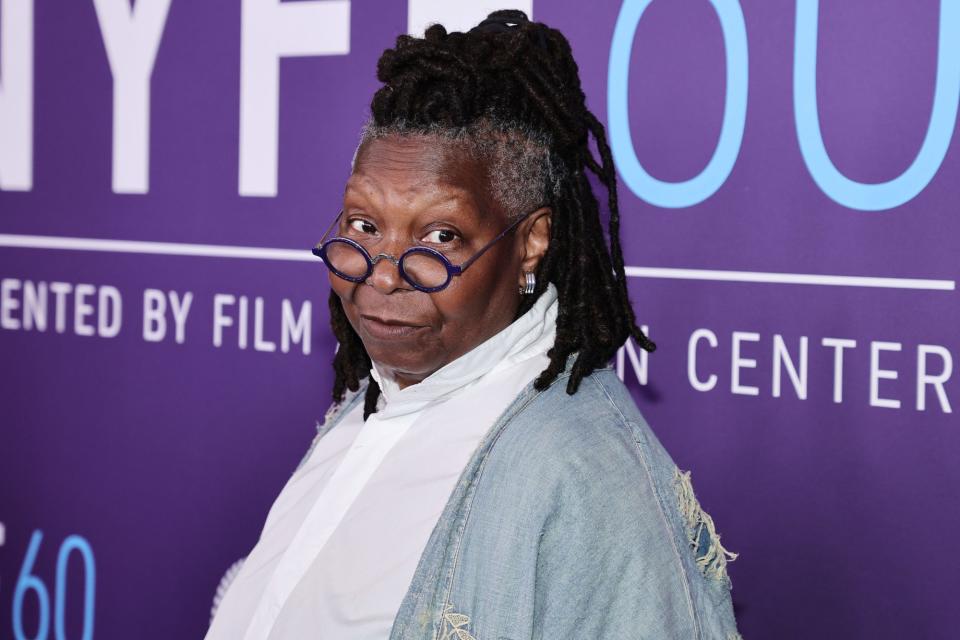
left=293, top=382, right=368, bottom=474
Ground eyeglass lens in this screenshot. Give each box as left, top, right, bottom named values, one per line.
left=402, top=250, right=449, bottom=288
left=325, top=241, right=369, bottom=278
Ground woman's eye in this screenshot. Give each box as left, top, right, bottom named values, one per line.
left=422, top=229, right=458, bottom=244
left=348, top=219, right=378, bottom=235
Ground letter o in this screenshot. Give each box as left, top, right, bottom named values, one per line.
left=607, top=0, right=749, bottom=208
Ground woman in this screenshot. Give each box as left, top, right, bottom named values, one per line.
left=207, top=10, right=741, bottom=640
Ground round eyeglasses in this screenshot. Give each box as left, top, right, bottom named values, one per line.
left=311, top=208, right=539, bottom=293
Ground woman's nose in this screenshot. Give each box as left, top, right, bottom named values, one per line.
left=366, top=251, right=411, bottom=293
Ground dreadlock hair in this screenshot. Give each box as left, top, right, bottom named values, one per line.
left=329, top=9, right=656, bottom=420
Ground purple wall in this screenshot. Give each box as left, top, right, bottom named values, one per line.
left=1, top=1, right=956, bottom=638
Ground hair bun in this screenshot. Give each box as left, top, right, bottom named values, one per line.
left=469, top=9, right=549, bottom=51
left=469, top=9, right=530, bottom=33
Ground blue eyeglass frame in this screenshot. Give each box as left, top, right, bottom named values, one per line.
left=311, top=207, right=539, bottom=293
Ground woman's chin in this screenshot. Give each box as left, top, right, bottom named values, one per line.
left=365, top=346, right=439, bottom=382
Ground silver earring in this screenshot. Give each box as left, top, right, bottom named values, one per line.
left=519, top=271, right=536, bottom=295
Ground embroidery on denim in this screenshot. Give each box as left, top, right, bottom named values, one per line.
left=674, top=468, right=739, bottom=582
left=439, top=602, right=478, bottom=640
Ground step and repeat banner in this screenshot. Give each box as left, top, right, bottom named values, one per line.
left=1, top=1, right=956, bottom=638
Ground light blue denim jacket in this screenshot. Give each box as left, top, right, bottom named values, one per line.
left=289, top=351, right=742, bottom=640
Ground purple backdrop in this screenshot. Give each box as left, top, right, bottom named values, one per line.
left=1, top=1, right=957, bottom=638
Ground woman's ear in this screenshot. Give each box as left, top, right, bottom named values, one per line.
left=518, top=207, right=552, bottom=281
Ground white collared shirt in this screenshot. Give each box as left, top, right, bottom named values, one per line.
left=206, top=283, right=559, bottom=640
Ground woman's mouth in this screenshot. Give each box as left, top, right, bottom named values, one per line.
left=358, top=314, right=429, bottom=340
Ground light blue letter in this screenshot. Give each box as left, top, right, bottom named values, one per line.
left=55, top=535, right=95, bottom=640
left=608, top=0, right=748, bottom=208
left=794, top=0, right=960, bottom=211
left=13, top=530, right=49, bottom=640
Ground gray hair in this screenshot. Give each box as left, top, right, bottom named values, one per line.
left=350, top=115, right=566, bottom=220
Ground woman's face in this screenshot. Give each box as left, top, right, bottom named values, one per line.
left=329, top=134, right=551, bottom=389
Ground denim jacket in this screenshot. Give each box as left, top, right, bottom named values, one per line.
left=281, top=351, right=742, bottom=640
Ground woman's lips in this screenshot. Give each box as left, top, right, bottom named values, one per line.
left=358, top=314, right=429, bottom=340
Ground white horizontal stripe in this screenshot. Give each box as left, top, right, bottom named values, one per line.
left=624, top=266, right=955, bottom=291
left=0, top=233, right=314, bottom=261
left=0, top=234, right=953, bottom=291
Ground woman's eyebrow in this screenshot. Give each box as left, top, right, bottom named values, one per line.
left=342, top=178, right=380, bottom=201
left=418, top=192, right=483, bottom=221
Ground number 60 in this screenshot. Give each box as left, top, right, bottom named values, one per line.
left=11, top=530, right=95, bottom=640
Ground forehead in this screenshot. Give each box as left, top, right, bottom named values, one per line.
left=346, top=134, right=497, bottom=221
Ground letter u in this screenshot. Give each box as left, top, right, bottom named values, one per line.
left=794, top=0, right=960, bottom=211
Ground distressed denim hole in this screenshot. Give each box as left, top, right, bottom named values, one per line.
left=674, top=468, right=739, bottom=583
